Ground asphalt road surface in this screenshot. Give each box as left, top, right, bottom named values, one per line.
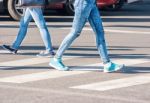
left=0, top=1, right=150, bottom=103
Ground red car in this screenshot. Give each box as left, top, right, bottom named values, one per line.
left=0, top=0, right=126, bottom=20
left=47, top=0, right=124, bottom=15
left=97, top=0, right=119, bottom=7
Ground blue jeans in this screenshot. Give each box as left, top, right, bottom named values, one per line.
left=56, top=0, right=110, bottom=63
left=12, top=8, right=53, bottom=51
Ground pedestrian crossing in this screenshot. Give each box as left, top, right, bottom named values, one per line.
left=0, top=56, right=79, bottom=69
left=0, top=57, right=150, bottom=91
left=70, top=75, right=150, bottom=91
left=0, top=70, right=90, bottom=83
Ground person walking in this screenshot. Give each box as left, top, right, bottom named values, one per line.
left=49, top=0, right=124, bottom=73
left=2, top=0, right=55, bottom=57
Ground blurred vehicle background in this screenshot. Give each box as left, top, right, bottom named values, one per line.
left=0, top=0, right=141, bottom=21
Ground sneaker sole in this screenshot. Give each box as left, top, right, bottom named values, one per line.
left=104, top=64, right=125, bottom=73
left=2, top=45, right=17, bottom=54
left=49, top=62, right=69, bottom=71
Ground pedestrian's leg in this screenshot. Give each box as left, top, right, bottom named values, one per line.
left=49, top=0, right=93, bottom=70
left=56, top=0, right=93, bottom=58
left=88, top=5, right=124, bottom=72
left=88, top=5, right=110, bottom=64
left=29, top=8, right=53, bottom=52
left=12, top=8, right=32, bottom=49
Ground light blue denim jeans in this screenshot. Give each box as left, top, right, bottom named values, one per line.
left=12, top=7, right=53, bottom=51
left=56, top=0, right=110, bottom=63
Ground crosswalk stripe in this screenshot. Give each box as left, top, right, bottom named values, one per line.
left=70, top=59, right=150, bottom=91
left=0, top=58, right=149, bottom=83
left=0, top=50, right=10, bottom=54
left=70, top=75, right=150, bottom=91
left=0, top=71, right=90, bottom=83
left=70, top=58, right=150, bottom=71
left=0, top=57, right=49, bottom=67
left=70, top=58, right=150, bottom=91
left=110, top=58, right=149, bottom=66
left=60, top=27, right=150, bottom=34
left=0, top=56, right=78, bottom=69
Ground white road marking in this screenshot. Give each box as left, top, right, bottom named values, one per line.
left=70, top=58, right=150, bottom=71
left=0, top=57, right=49, bottom=68
left=104, top=29, right=150, bottom=34
left=127, top=0, right=139, bottom=3
left=111, top=58, right=149, bottom=66
left=70, top=59, right=150, bottom=91
left=0, top=56, right=78, bottom=69
left=0, top=71, right=90, bottom=83
left=60, top=27, right=150, bottom=34
left=0, top=50, right=10, bottom=54
left=71, top=75, right=150, bottom=91
left=0, top=58, right=149, bottom=83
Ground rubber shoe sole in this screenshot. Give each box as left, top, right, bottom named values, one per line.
left=104, top=64, right=125, bottom=73
left=2, top=45, right=17, bottom=54
left=49, top=62, right=69, bottom=71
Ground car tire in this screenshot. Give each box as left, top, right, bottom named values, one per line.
left=105, top=0, right=125, bottom=11
left=65, top=0, right=74, bottom=15
left=7, top=0, right=24, bottom=20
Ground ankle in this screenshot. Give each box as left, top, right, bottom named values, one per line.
left=54, top=55, right=61, bottom=59
left=11, top=46, right=17, bottom=50
left=104, top=62, right=111, bottom=66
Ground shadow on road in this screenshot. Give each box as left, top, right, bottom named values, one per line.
left=0, top=45, right=149, bottom=74
left=69, top=66, right=150, bottom=74
left=0, top=66, right=51, bottom=70
left=0, top=45, right=150, bottom=60
left=122, top=66, right=150, bottom=74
